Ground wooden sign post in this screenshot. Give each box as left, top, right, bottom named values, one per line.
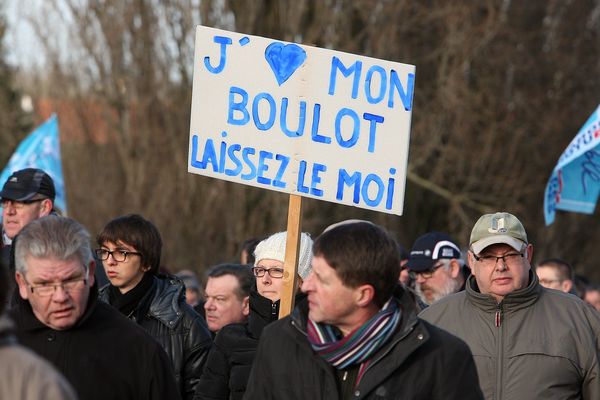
left=279, top=194, right=302, bottom=318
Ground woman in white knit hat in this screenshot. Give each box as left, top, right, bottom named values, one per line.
left=197, top=231, right=313, bottom=400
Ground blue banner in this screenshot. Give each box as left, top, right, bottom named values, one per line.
left=0, top=114, right=67, bottom=214
left=544, top=105, right=600, bottom=225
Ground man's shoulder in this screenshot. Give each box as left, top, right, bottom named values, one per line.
left=419, top=291, right=468, bottom=320
left=417, top=318, right=472, bottom=353
left=90, top=301, right=163, bottom=344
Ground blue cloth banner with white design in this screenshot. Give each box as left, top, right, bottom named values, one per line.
left=0, top=114, right=67, bottom=214
left=544, top=105, right=600, bottom=225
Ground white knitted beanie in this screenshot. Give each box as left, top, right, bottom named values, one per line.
left=253, top=231, right=313, bottom=279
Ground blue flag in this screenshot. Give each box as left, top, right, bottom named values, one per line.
left=544, top=105, right=600, bottom=225
left=0, top=114, right=67, bottom=214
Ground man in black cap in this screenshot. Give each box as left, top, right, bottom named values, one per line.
left=407, top=232, right=468, bottom=306
left=1, top=168, right=56, bottom=267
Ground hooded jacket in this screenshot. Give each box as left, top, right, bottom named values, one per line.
left=99, top=275, right=212, bottom=400
left=196, top=288, right=306, bottom=400
left=243, top=285, right=484, bottom=400
left=11, top=283, right=181, bottom=400
left=420, top=272, right=600, bottom=400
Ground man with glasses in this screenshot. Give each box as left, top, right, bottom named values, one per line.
left=10, top=215, right=181, bottom=400
left=1, top=168, right=56, bottom=267
left=407, top=232, right=467, bottom=306
left=421, top=212, right=600, bottom=400
left=535, top=258, right=575, bottom=294
left=96, top=214, right=212, bottom=400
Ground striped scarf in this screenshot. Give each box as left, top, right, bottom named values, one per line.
left=306, top=298, right=402, bottom=384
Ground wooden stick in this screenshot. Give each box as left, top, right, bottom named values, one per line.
left=279, top=194, right=302, bottom=318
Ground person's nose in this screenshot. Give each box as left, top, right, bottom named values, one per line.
left=106, top=253, right=118, bottom=266
left=495, top=258, right=508, bottom=271
left=51, top=285, right=70, bottom=302
left=301, top=272, right=313, bottom=293
left=4, top=203, right=16, bottom=215
left=262, top=272, right=272, bottom=286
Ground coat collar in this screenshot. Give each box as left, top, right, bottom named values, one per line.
left=466, top=270, right=541, bottom=312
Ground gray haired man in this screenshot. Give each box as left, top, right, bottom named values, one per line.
left=10, top=215, right=181, bottom=400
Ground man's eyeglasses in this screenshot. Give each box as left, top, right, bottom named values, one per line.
left=95, top=249, right=142, bottom=262
left=409, top=261, right=448, bottom=280
left=472, top=252, right=524, bottom=266
left=25, top=277, right=87, bottom=297
left=1, top=198, right=45, bottom=209
left=252, top=266, right=284, bottom=278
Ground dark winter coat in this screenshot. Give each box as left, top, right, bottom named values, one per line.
left=196, top=289, right=305, bottom=400
left=99, top=275, right=212, bottom=400
left=243, top=285, right=484, bottom=400
left=11, top=283, right=181, bottom=400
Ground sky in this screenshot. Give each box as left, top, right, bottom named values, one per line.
left=4, top=0, right=51, bottom=68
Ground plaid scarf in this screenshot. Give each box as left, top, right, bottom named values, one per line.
left=306, top=298, right=401, bottom=385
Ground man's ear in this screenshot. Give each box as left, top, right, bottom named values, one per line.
left=449, top=260, right=461, bottom=278
left=87, top=260, right=96, bottom=287
left=15, top=271, right=29, bottom=300
left=242, top=295, right=250, bottom=316
left=562, top=279, right=573, bottom=293
left=525, top=244, right=534, bottom=264
left=467, top=251, right=477, bottom=272
left=39, top=199, right=53, bottom=217
left=354, top=284, right=375, bottom=307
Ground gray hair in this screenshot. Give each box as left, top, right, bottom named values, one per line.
left=15, top=215, right=93, bottom=275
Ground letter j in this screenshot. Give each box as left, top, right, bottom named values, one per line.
left=204, top=36, right=233, bottom=74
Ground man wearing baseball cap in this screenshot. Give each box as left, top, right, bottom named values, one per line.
left=420, top=212, right=600, bottom=400
left=407, top=232, right=468, bottom=306
left=1, top=168, right=56, bottom=267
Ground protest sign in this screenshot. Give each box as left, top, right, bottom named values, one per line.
left=188, top=26, right=415, bottom=215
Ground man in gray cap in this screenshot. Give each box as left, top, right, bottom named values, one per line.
left=1, top=168, right=56, bottom=267
left=420, top=212, right=600, bottom=400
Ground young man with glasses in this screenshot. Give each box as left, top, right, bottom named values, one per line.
left=10, top=215, right=180, bottom=400
left=96, top=214, right=212, bottom=400
left=421, top=212, right=600, bottom=400
left=407, top=232, right=467, bottom=306
left=197, top=231, right=313, bottom=400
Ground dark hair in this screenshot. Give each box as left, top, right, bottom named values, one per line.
left=536, top=258, right=574, bottom=282
left=206, top=263, right=254, bottom=301
left=240, top=237, right=264, bottom=265
left=313, top=221, right=399, bottom=308
left=97, top=214, right=162, bottom=275
left=0, top=258, right=8, bottom=315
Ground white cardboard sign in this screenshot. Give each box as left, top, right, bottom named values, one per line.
left=188, top=26, right=415, bottom=215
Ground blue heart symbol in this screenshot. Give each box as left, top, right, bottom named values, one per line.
left=265, top=42, right=307, bottom=86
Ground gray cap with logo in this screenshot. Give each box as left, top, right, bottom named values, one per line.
left=469, top=212, right=528, bottom=254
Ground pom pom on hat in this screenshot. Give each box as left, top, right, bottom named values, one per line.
left=254, top=231, right=313, bottom=279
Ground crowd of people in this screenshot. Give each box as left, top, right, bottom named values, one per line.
left=1, top=167, right=599, bottom=400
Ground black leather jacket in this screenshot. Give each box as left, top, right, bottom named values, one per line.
left=99, top=275, right=212, bottom=400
